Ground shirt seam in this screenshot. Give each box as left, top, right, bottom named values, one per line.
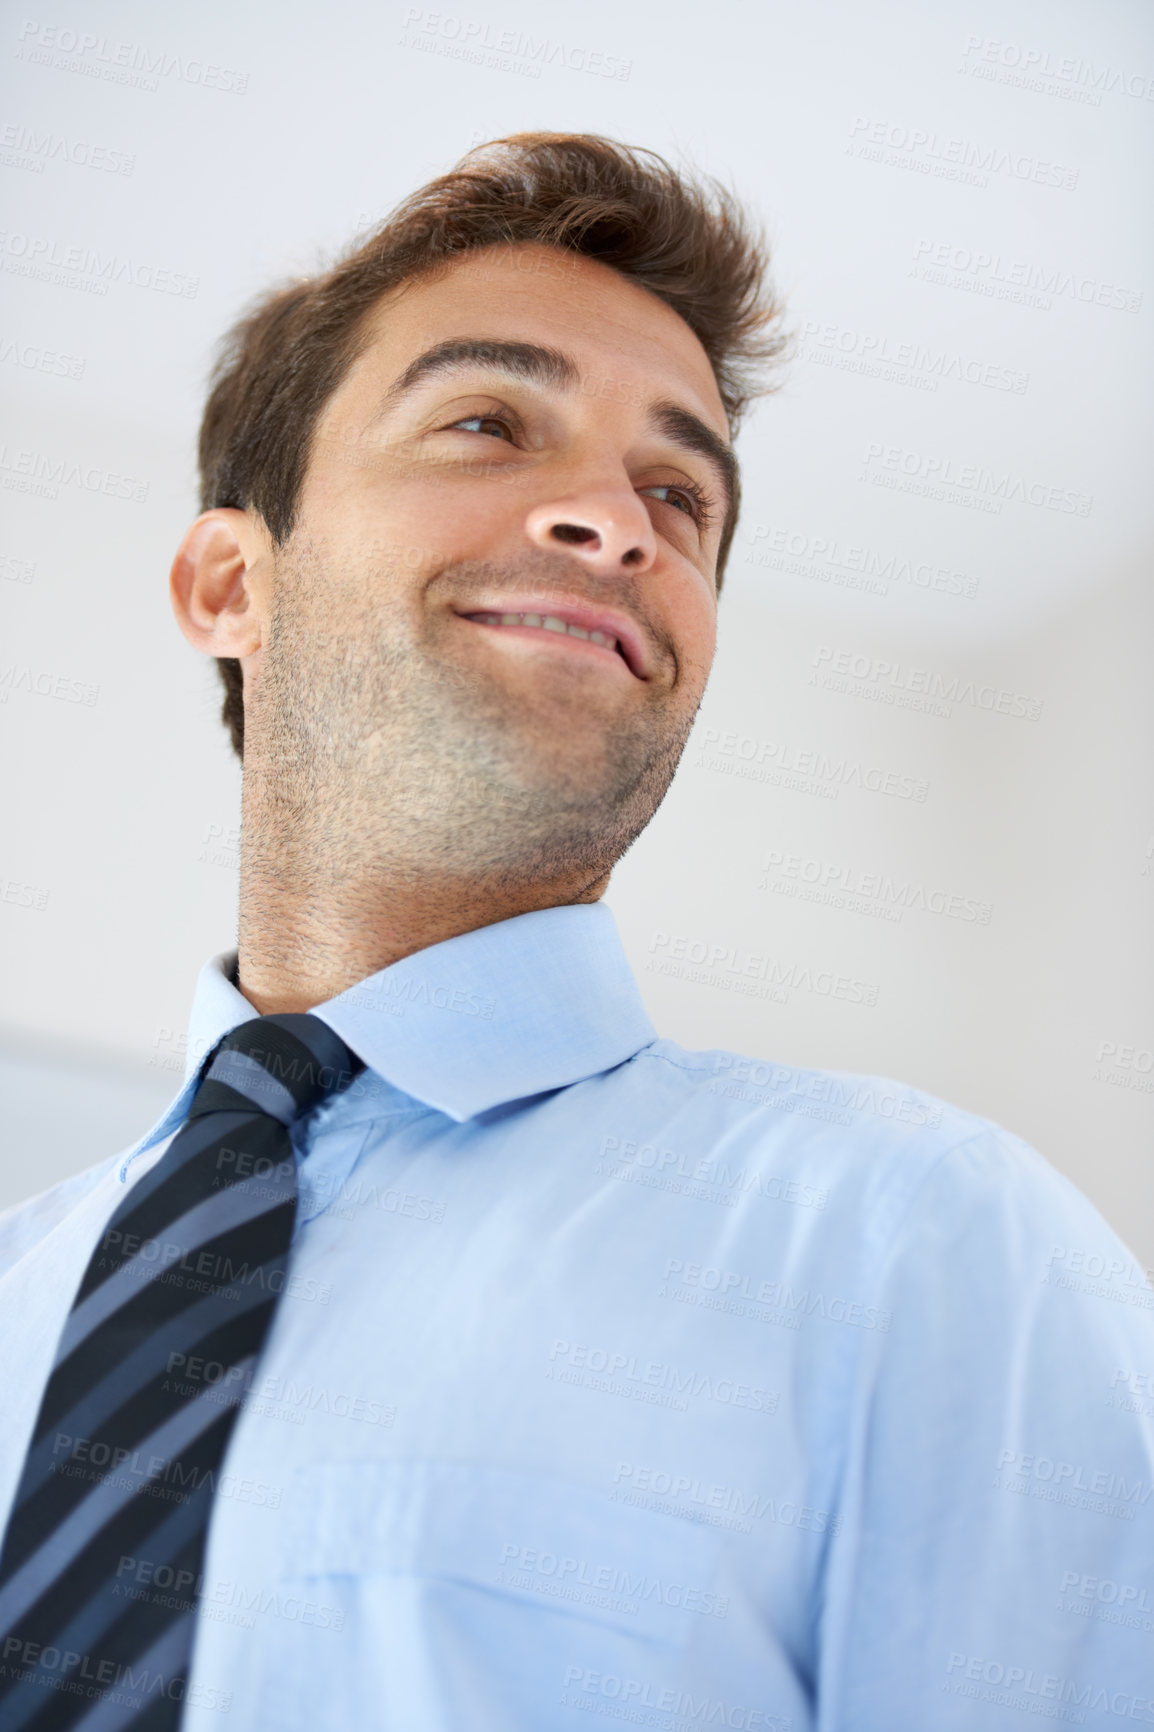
left=635, top=1044, right=1009, bottom=1618
left=817, top=1120, right=1003, bottom=1481
left=813, top=1122, right=1006, bottom=1727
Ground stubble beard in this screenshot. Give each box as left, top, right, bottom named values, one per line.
left=241, top=539, right=703, bottom=896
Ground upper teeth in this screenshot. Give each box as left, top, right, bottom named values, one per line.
left=470, top=612, right=619, bottom=653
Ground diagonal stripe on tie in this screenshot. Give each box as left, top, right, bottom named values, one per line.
left=1, top=1486, right=215, bottom=1732
left=54, top=1155, right=296, bottom=1372
left=72, top=1113, right=289, bottom=1309
left=68, top=1611, right=198, bottom=1732
left=6, top=1300, right=276, bottom=1581
left=30, top=1207, right=295, bottom=1464
left=17, top=1280, right=277, bottom=1508
left=0, top=1379, right=246, bottom=1635
left=0, top=1013, right=366, bottom=1730
left=14, top=1413, right=238, bottom=1718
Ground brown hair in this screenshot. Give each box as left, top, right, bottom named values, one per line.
left=198, top=132, right=787, bottom=759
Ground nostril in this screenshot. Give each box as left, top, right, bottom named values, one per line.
left=550, top=523, right=598, bottom=545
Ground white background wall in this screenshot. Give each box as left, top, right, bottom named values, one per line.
left=1, top=0, right=1151, bottom=1267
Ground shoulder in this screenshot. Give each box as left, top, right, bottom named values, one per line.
left=625, top=1038, right=1145, bottom=1283
left=0, top=1154, right=122, bottom=1278
left=628, top=1033, right=997, bottom=1166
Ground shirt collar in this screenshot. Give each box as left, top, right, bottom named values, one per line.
left=119, top=904, right=655, bottom=1176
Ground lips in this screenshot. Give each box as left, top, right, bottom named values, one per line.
left=455, top=601, right=651, bottom=678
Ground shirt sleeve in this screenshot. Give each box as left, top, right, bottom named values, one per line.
left=818, top=1124, right=1154, bottom=1730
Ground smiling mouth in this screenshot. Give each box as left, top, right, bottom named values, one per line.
left=460, top=611, right=632, bottom=669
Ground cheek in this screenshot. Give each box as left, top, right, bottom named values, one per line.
left=353, top=471, right=521, bottom=575
left=668, top=582, right=717, bottom=688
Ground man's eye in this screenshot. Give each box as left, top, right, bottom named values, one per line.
left=642, top=483, right=702, bottom=521
left=448, top=415, right=516, bottom=442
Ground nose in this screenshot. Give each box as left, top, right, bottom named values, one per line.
left=524, top=486, right=658, bottom=575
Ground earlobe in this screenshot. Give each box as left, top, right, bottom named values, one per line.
left=169, top=509, right=268, bottom=660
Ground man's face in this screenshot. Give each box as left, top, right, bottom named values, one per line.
left=243, top=241, right=734, bottom=889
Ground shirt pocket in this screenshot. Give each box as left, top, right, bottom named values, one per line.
left=253, top=1455, right=726, bottom=1730
left=286, top=1454, right=723, bottom=1641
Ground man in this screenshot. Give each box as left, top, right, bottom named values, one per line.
left=1, top=133, right=1150, bottom=1731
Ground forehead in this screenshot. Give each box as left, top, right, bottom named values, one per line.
left=350, top=242, right=730, bottom=439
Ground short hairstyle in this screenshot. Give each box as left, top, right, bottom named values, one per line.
left=197, top=131, right=787, bottom=759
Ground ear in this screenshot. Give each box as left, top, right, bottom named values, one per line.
left=169, top=508, right=273, bottom=660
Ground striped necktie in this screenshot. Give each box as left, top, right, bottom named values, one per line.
left=0, top=1013, right=364, bottom=1731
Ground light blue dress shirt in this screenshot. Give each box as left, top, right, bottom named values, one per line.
left=1, top=903, right=1152, bottom=1730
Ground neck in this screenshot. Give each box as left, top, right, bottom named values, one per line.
left=232, top=694, right=636, bottom=1013
left=235, top=854, right=610, bottom=1016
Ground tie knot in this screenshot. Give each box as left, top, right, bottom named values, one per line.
left=191, top=1013, right=366, bottom=1127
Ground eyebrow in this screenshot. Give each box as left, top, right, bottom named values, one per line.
left=376, top=337, right=738, bottom=526
left=647, top=401, right=738, bottom=529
